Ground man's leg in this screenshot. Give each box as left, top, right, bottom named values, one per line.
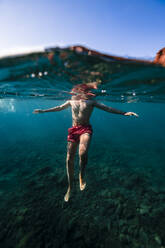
left=64, top=142, right=78, bottom=202
left=79, top=133, right=91, bottom=191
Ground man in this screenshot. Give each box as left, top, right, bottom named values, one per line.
left=33, top=82, right=138, bottom=202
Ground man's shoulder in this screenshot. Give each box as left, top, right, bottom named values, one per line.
left=84, top=99, right=96, bottom=106
left=60, top=100, right=71, bottom=108
left=65, top=100, right=72, bottom=105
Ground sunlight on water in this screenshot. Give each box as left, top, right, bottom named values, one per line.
left=0, top=98, right=16, bottom=112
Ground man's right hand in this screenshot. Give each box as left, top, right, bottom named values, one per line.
left=33, top=109, right=44, bottom=114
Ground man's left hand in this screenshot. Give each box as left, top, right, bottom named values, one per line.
left=124, top=112, right=139, bottom=117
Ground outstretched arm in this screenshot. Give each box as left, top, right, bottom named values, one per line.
left=33, top=101, right=70, bottom=114
left=93, top=101, right=138, bottom=117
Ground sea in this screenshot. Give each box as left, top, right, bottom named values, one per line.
left=0, top=47, right=165, bottom=248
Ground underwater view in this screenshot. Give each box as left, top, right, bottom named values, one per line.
left=0, top=46, right=165, bottom=248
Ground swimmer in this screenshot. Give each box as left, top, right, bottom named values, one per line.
left=33, top=82, right=138, bottom=202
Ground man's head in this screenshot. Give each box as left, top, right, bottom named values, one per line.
left=85, top=81, right=100, bottom=90
left=71, top=82, right=100, bottom=100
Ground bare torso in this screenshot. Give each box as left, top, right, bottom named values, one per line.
left=69, top=99, right=94, bottom=126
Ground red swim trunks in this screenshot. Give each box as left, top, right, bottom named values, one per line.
left=67, top=125, right=93, bottom=143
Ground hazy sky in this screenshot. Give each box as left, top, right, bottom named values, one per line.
left=0, top=0, right=165, bottom=58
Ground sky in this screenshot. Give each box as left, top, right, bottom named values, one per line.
left=0, top=0, right=165, bottom=58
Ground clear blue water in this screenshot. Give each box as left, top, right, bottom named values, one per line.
left=0, top=48, right=165, bottom=248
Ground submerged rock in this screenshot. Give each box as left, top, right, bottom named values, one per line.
left=138, top=204, right=151, bottom=215
left=36, top=166, right=53, bottom=176
left=154, top=234, right=162, bottom=245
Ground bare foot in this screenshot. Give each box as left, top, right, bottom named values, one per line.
left=80, top=181, right=86, bottom=191
left=79, top=175, right=86, bottom=191
left=64, top=189, right=71, bottom=202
